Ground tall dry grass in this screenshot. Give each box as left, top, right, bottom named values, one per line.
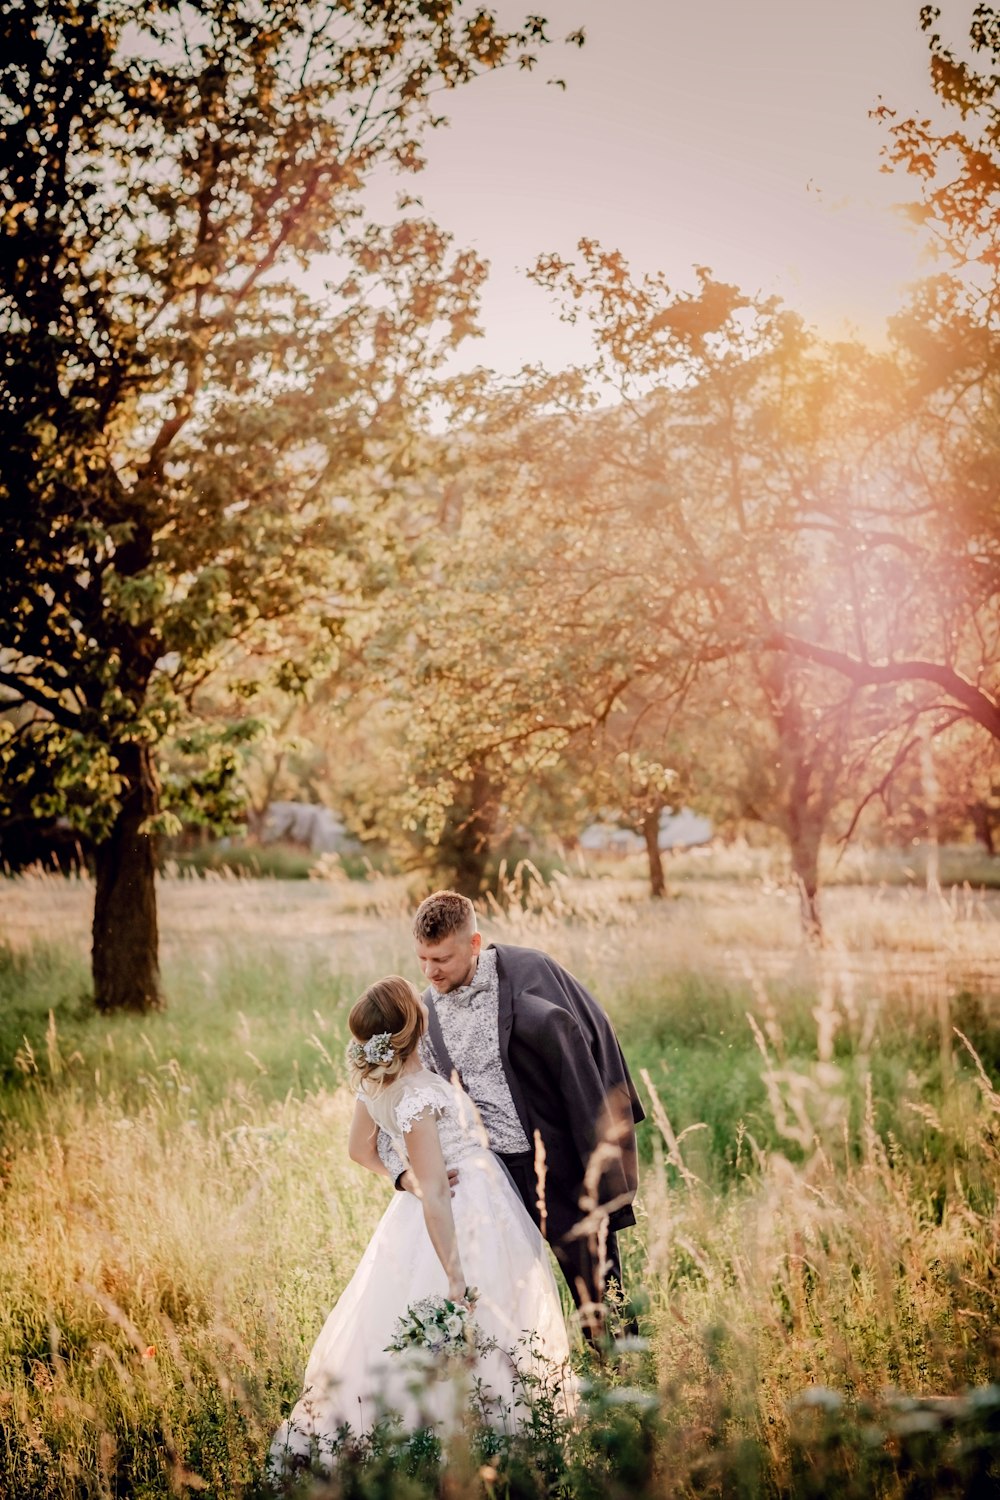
left=0, top=866, right=998, bottom=1496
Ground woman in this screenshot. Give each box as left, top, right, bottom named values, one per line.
left=268, top=976, right=573, bottom=1472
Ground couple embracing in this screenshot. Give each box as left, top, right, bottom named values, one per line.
left=270, top=890, right=644, bottom=1468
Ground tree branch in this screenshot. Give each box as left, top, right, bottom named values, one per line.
left=0, top=670, right=81, bottom=730
left=770, top=633, right=1000, bottom=741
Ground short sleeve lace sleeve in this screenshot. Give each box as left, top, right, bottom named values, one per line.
left=393, top=1083, right=445, bottom=1137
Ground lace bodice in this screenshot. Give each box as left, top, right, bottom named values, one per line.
left=361, top=1070, right=487, bottom=1170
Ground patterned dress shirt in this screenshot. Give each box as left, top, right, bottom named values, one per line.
left=429, top=947, right=530, bottom=1154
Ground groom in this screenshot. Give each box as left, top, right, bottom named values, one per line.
left=383, top=889, right=644, bottom=1339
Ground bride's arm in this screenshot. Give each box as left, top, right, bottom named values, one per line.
left=405, top=1112, right=467, bottom=1301
left=347, top=1098, right=392, bottom=1179
left=348, top=1099, right=460, bottom=1196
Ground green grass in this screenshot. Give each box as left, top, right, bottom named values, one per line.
left=165, top=834, right=1000, bottom=893
left=165, top=842, right=399, bottom=882
left=167, top=841, right=319, bottom=880
left=603, top=838, right=1000, bottom=892
left=1, top=873, right=999, bottom=1497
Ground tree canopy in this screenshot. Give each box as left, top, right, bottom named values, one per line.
left=5, top=1, right=1000, bottom=962
left=0, top=0, right=566, bottom=1007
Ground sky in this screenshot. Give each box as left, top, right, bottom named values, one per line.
left=336, top=0, right=952, bottom=374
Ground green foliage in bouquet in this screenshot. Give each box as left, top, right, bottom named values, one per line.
left=386, top=1291, right=486, bottom=1362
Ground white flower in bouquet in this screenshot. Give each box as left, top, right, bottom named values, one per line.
left=386, top=1290, right=485, bottom=1363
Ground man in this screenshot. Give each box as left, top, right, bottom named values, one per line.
left=380, top=889, right=644, bottom=1339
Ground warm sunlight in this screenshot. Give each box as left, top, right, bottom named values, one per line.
left=5, top=1, right=1000, bottom=1493
left=314, top=0, right=941, bottom=373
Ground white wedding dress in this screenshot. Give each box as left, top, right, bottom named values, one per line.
left=269, top=1070, right=572, bottom=1471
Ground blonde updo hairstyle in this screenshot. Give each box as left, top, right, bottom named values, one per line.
left=347, top=975, right=424, bottom=1093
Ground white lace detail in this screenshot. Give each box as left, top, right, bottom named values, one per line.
left=365, top=1071, right=485, bottom=1171
left=393, top=1086, right=444, bottom=1137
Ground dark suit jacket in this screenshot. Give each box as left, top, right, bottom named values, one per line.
left=424, top=942, right=644, bottom=1238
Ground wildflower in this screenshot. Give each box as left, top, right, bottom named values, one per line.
left=142, top=1345, right=156, bottom=1360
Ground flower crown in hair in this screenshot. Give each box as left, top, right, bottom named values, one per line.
left=348, top=1031, right=395, bottom=1067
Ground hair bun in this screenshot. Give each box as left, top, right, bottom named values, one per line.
left=347, top=976, right=425, bottom=1094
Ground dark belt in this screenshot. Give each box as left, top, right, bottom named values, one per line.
left=496, top=1147, right=533, bottom=1168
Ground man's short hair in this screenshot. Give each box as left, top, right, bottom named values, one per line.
left=413, top=890, right=477, bottom=942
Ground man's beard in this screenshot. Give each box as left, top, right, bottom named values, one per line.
left=434, top=959, right=477, bottom=994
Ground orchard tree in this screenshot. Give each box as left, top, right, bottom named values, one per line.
left=372, top=285, right=888, bottom=923
left=774, top=6, right=1000, bottom=759
left=557, top=682, right=685, bottom=901
left=0, top=0, right=570, bottom=1010
left=688, top=658, right=887, bottom=936
left=517, top=250, right=913, bottom=934
left=582, top=748, right=677, bottom=901
left=325, top=366, right=672, bottom=895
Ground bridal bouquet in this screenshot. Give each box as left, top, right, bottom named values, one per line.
left=386, top=1290, right=484, bottom=1362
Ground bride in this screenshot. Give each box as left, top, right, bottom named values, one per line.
left=268, top=975, right=574, bottom=1472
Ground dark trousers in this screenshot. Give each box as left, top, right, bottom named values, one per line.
left=497, top=1148, right=624, bottom=1341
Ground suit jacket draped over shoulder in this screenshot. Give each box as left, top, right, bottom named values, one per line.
left=425, top=942, right=644, bottom=1237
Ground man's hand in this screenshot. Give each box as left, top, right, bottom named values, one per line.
left=398, top=1167, right=459, bottom=1196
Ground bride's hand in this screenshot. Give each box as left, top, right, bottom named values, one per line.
left=400, top=1167, right=459, bottom=1197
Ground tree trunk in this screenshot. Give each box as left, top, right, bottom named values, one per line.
left=759, top=655, right=832, bottom=945
left=920, top=732, right=942, bottom=899
left=445, top=764, right=499, bottom=898
left=642, top=805, right=667, bottom=899
left=788, top=818, right=823, bottom=944
left=92, top=741, right=163, bottom=1012
left=971, top=802, right=996, bottom=856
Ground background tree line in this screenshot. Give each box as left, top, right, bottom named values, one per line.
left=3, top=1, right=1000, bottom=1010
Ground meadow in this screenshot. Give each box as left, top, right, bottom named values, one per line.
left=1, top=863, right=999, bottom=1497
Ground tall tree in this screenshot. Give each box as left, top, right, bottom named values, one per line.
left=0, top=0, right=566, bottom=1009
left=359, top=281, right=885, bottom=924
left=318, top=369, right=665, bottom=894
left=512, top=254, right=904, bottom=933
left=773, top=6, right=1000, bottom=756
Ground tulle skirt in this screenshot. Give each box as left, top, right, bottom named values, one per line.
left=268, top=1149, right=573, bottom=1471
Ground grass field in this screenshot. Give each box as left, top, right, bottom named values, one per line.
left=1, top=868, right=999, bottom=1497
